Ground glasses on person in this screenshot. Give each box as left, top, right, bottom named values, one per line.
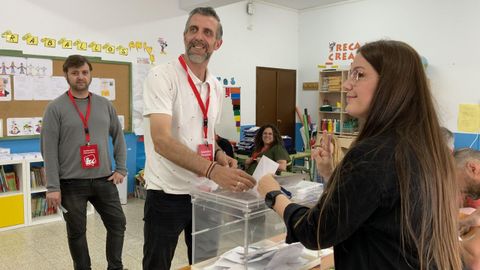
left=348, top=69, right=366, bottom=83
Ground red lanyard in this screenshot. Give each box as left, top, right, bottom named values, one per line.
left=68, top=90, right=92, bottom=143
left=178, top=55, right=211, bottom=140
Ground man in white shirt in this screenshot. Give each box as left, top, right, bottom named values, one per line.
left=142, top=6, right=256, bottom=269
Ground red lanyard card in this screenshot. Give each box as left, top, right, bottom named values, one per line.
left=198, top=143, right=213, bottom=161
left=80, top=144, right=100, bottom=169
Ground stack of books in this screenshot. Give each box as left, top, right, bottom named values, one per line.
left=0, top=166, right=18, bottom=192
left=326, top=76, right=342, bottom=91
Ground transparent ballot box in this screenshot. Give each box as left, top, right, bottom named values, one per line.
left=191, top=174, right=323, bottom=269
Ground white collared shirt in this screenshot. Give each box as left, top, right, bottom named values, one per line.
left=143, top=60, right=223, bottom=194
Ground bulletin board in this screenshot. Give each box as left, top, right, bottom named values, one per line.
left=0, top=50, right=132, bottom=139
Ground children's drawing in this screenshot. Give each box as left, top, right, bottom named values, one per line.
left=1, top=62, right=7, bottom=75
left=8, top=120, right=21, bottom=135
left=89, top=78, right=115, bottom=100
left=0, top=56, right=26, bottom=76
left=35, top=119, right=42, bottom=134
left=157, top=38, right=168, bottom=55
left=9, top=62, right=17, bottom=74
left=18, top=63, right=27, bottom=74
left=7, top=118, right=41, bottom=136
left=26, top=58, right=53, bottom=77
left=0, top=75, right=12, bottom=101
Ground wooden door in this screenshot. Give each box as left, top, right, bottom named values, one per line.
left=256, top=67, right=296, bottom=140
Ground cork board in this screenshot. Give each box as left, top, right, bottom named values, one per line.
left=0, top=50, right=132, bottom=138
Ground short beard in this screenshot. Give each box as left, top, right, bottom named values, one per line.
left=465, top=183, right=480, bottom=199
left=187, top=52, right=211, bottom=64
left=66, top=77, right=91, bottom=92
left=186, top=40, right=211, bottom=64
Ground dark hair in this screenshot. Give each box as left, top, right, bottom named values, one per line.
left=184, top=7, right=223, bottom=40
left=63, top=55, right=92, bottom=73
left=253, top=124, right=283, bottom=153
left=319, top=40, right=461, bottom=269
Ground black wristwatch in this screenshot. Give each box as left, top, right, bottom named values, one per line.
left=265, top=190, right=283, bottom=209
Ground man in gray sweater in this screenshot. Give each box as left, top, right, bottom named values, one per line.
left=41, top=55, right=127, bottom=270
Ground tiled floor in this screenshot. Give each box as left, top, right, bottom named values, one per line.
left=0, top=198, right=189, bottom=270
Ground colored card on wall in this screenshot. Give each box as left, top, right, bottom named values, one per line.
left=458, top=104, right=480, bottom=133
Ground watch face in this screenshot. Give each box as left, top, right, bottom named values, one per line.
left=265, top=190, right=282, bottom=209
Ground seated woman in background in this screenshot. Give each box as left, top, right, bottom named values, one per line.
left=245, top=124, right=290, bottom=175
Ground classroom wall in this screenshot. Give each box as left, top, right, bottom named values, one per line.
left=0, top=0, right=300, bottom=191
left=297, top=0, right=480, bottom=139
left=106, top=1, right=299, bottom=135
left=1, top=0, right=479, bottom=189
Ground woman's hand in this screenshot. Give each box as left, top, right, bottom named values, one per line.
left=277, top=160, right=287, bottom=172
left=257, top=174, right=280, bottom=198
left=312, top=131, right=334, bottom=179
left=245, top=157, right=255, bottom=166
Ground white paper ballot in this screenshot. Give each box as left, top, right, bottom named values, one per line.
left=251, top=155, right=279, bottom=196
left=265, top=242, right=304, bottom=269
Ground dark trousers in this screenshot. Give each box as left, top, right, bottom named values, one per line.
left=143, top=190, right=193, bottom=270
left=142, top=190, right=221, bottom=270
left=61, top=177, right=126, bottom=270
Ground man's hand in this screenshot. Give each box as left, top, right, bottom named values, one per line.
left=108, top=172, right=125, bottom=184
left=215, top=151, right=238, bottom=168
left=209, top=165, right=256, bottom=192
left=46, top=191, right=61, bottom=210
left=460, top=208, right=480, bottom=236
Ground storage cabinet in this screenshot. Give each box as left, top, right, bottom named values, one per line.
left=0, top=158, right=26, bottom=230
left=0, top=154, right=93, bottom=231
left=318, top=69, right=358, bottom=135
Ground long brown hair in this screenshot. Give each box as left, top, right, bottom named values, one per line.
left=253, top=124, right=283, bottom=153
left=318, top=40, right=461, bottom=269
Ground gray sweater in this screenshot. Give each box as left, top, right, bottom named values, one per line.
left=41, top=92, right=127, bottom=192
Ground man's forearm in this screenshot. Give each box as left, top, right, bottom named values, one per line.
left=153, top=136, right=211, bottom=177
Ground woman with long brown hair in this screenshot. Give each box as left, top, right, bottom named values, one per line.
left=258, top=40, right=462, bottom=269
left=245, top=124, right=290, bottom=175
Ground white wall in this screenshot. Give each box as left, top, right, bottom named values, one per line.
left=0, top=0, right=298, bottom=141
left=107, top=1, right=299, bottom=128
left=2, top=0, right=479, bottom=135
left=298, top=0, right=480, bottom=132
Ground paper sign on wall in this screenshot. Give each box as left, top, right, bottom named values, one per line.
left=458, top=104, right=480, bottom=133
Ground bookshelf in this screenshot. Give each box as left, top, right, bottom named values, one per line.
left=0, top=158, right=26, bottom=230
left=26, top=156, right=61, bottom=225
left=0, top=154, right=93, bottom=231
left=318, top=69, right=358, bottom=135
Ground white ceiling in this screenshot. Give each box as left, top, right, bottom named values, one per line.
left=24, top=0, right=349, bottom=29
left=260, top=0, right=349, bottom=10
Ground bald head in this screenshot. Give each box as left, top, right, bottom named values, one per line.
left=454, top=148, right=480, bottom=197
left=454, top=148, right=480, bottom=168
